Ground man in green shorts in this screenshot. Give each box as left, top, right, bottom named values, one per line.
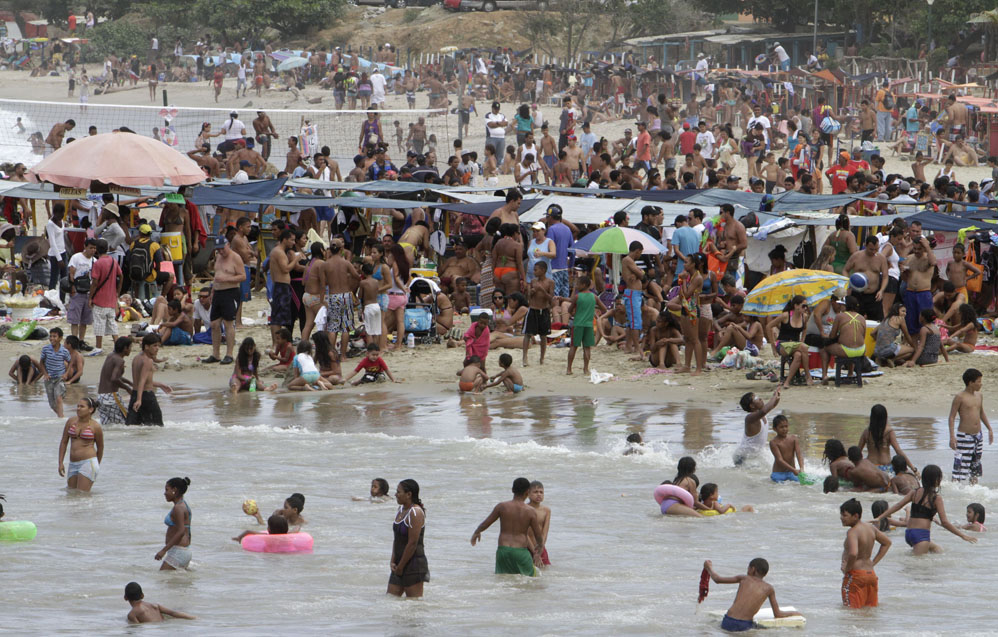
left=567, top=275, right=607, bottom=375
left=471, top=477, right=545, bottom=576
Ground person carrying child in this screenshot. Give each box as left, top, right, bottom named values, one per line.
left=769, top=414, right=803, bottom=482
left=485, top=353, right=524, bottom=393
left=702, top=558, right=800, bottom=631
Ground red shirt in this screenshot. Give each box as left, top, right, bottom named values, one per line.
left=636, top=131, right=652, bottom=162
left=825, top=164, right=854, bottom=194
left=679, top=130, right=697, bottom=156
left=89, top=255, right=121, bottom=309
left=355, top=356, right=389, bottom=375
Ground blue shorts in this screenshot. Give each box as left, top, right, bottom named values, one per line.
left=721, top=614, right=757, bottom=632
left=905, top=528, right=931, bottom=547
left=240, top=265, right=252, bottom=302
left=770, top=471, right=799, bottom=483
left=623, top=288, right=642, bottom=331
left=164, top=328, right=192, bottom=346
left=512, top=383, right=524, bottom=393
left=780, top=59, right=791, bottom=71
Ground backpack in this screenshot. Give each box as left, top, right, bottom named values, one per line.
left=882, top=91, right=895, bottom=110
left=127, top=240, right=153, bottom=282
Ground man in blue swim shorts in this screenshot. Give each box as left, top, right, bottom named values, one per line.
left=703, top=558, right=801, bottom=631
left=621, top=241, right=645, bottom=357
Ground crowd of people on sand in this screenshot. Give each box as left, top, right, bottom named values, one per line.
left=8, top=32, right=998, bottom=629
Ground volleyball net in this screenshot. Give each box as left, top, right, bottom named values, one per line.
left=0, top=98, right=449, bottom=169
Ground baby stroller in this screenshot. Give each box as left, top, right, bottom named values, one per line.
left=406, top=277, right=440, bottom=345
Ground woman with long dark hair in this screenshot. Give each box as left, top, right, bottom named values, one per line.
left=386, top=243, right=411, bottom=350
left=858, top=404, right=917, bottom=474
left=388, top=479, right=428, bottom=598
left=874, top=465, right=977, bottom=555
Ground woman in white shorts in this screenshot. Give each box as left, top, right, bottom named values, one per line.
left=56, top=397, right=103, bottom=492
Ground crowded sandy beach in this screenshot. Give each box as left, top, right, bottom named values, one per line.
left=3, top=2, right=998, bottom=634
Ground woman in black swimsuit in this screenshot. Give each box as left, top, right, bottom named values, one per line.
left=388, top=479, right=428, bottom=598
left=873, top=464, right=976, bottom=555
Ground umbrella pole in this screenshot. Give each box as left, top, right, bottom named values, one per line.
left=613, top=253, right=621, bottom=288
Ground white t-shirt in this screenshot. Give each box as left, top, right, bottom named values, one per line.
left=221, top=118, right=247, bottom=141
left=695, top=58, right=708, bottom=76
left=294, top=353, right=319, bottom=375
left=747, top=115, right=771, bottom=146
left=696, top=131, right=715, bottom=158
left=485, top=112, right=507, bottom=138
left=517, top=162, right=540, bottom=187
left=774, top=45, right=790, bottom=63
left=46, top=220, right=65, bottom=257
left=193, top=299, right=211, bottom=328
left=237, top=64, right=246, bottom=80
left=519, top=143, right=539, bottom=161
left=68, top=252, right=95, bottom=278
left=370, top=72, right=387, bottom=104
left=151, top=37, right=159, bottom=51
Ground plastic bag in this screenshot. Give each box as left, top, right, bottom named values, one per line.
left=589, top=369, right=613, bottom=384
left=6, top=320, right=36, bottom=341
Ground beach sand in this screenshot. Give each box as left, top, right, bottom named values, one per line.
left=1, top=68, right=993, bottom=420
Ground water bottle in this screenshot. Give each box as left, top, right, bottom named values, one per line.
left=407, top=333, right=415, bottom=348
left=249, top=378, right=257, bottom=392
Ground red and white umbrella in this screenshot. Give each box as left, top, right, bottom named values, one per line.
left=29, top=132, right=205, bottom=188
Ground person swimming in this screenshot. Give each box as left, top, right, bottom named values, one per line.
left=246, top=493, right=306, bottom=528
left=353, top=478, right=391, bottom=502
left=234, top=513, right=290, bottom=542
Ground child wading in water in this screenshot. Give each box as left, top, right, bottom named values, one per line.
left=769, top=414, right=803, bottom=482
left=702, top=558, right=800, bottom=631
left=963, top=503, right=986, bottom=532
left=526, top=480, right=551, bottom=567
left=125, top=582, right=195, bottom=624
left=948, top=367, right=993, bottom=484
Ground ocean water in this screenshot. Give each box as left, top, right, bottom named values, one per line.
left=1, top=384, right=995, bottom=634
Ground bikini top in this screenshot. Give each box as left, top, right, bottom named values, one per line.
left=165, top=500, right=192, bottom=535
left=909, top=490, right=937, bottom=520
left=68, top=422, right=95, bottom=441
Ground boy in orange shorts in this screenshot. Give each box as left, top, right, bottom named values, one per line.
left=839, top=498, right=891, bottom=608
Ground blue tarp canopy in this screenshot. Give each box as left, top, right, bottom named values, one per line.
left=188, top=178, right=287, bottom=213
left=907, top=210, right=989, bottom=232
left=430, top=198, right=542, bottom=218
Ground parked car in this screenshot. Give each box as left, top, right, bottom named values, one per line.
left=458, top=0, right=550, bottom=10
left=444, top=0, right=463, bottom=8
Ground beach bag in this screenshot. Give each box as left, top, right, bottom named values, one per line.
left=819, top=116, right=841, bottom=134
left=6, top=320, right=35, bottom=341
left=127, top=241, right=153, bottom=282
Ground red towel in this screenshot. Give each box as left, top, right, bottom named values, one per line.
left=185, top=200, right=208, bottom=248
left=698, top=567, right=710, bottom=603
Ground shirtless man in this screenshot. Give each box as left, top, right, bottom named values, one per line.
left=227, top=144, right=267, bottom=178
left=487, top=189, right=523, bottom=226
left=268, top=230, right=299, bottom=345
left=839, top=498, right=890, bottom=609
left=901, top=236, right=936, bottom=336
left=945, top=242, right=980, bottom=313
left=253, top=57, right=268, bottom=97
left=717, top=203, right=747, bottom=274
left=252, top=111, right=278, bottom=161
left=324, top=242, right=360, bottom=359
left=126, top=333, right=172, bottom=426
left=858, top=100, right=877, bottom=143
left=284, top=136, right=305, bottom=174
left=397, top=220, right=430, bottom=265
left=439, top=241, right=481, bottom=292
left=410, top=117, right=427, bottom=155
left=943, top=93, right=969, bottom=141
left=230, top=218, right=255, bottom=325
left=470, top=477, right=545, bottom=577
left=96, top=336, right=133, bottom=425
left=300, top=243, right=327, bottom=341
left=563, top=136, right=585, bottom=182
left=187, top=145, right=220, bottom=177
left=539, top=125, right=558, bottom=182
left=943, top=136, right=979, bottom=166
left=621, top=241, right=645, bottom=356
left=948, top=367, right=994, bottom=484
left=125, top=582, right=195, bottom=624
left=206, top=237, right=245, bottom=364
left=459, top=93, right=476, bottom=139
left=843, top=236, right=888, bottom=321
left=703, top=559, right=800, bottom=631
left=45, top=119, right=75, bottom=152
left=403, top=73, right=418, bottom=111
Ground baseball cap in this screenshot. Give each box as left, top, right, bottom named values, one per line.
left=727, top=175, right=741, bottom=182
left=839, top=151, right=850, bottom=160
left=547, top=204, right=563, bottom=218
left=139, top=223, right=152, bottom=235
left=749, top=177, right=763, bottom=186
left=624, top=128, right=632, bottom=134
left=229, top=111, right=238, bottom=117
left=407, top=150, right=417, bottom=158
left=531, top=221, right=546, bottom=231
left=491, top=101, right=500, bottom=109
left=214, top=236, right=228, bottom=251
left=682, top=122, right=690, bottom=129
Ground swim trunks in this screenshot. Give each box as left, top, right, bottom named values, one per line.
left=571, top=325, right=594, bottom=347
left=363, top=303, right=382, bottom=336
left=511, top=383, right=524, bottom=393
left=854, top=290, right=883, bottom=321
left=623, top=288, right=643, bottom=331
left=270, top=282, right=297, bottom=328
left=67, top=457, right=99, bottom=482
left=44, top=378, right=66, bottom=413
left=954, top=431, right=984, bottom=481
left=459, top=381, right=476, bottom=393
left=125, top=390, right=163, bottom=426
left=551, top=269, right=569, bottom=298
left=524, top=308, right=551, bottom=336
left=905, top=528, right=931, bottom=547
left=495, top=546, right=536, bottom=576
left=841, top=569, right=878, bottom=608
left=164, top=328, right=192, bottom=346
left=902, top=289, right=933, bottom=335
left=770, top=471, right=799, bottom=483
left=325, top=292, right=354, bottom=333
left=97, top=392, right=126, bottom=425
left=721, top=614, right=757, bottom=632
